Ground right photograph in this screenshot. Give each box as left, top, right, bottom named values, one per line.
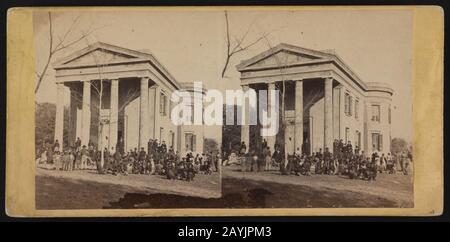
left=220, top=9, right=413, bottom=208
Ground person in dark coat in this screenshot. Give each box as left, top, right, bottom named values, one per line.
left=240, top=141, right=247, bottom=155
left=272, top=147, right=284, bottom=173
left=75, top=137, right=81, bottom=151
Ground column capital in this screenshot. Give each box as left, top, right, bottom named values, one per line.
left=267, top=82, right=276, bottom=90
left=334, top=84, right=345, bottom=89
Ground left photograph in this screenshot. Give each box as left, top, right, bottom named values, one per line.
left=33, top=10, right=222, bottom=209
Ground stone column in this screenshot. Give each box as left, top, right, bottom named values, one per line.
left=54, top=83, right=64, bottom=151
left=333, top=85, right=340, bottom=141
left=109, top=79, right=119, bottom=151
left=81, top=81, right=91, bottom=147
left=363, top=101, right=369, bottom=156
left=154, top=85, right=161, bottom=141
left=324, top=77, right=333, bottom=151
left=240, top=85, right=250, bottom=152
left=139, top=77, right=149, bottom=150
left=148, top=85, right=156, bottom=139
left=294, top=80, right=303, bottom=153
left=339, top=85, right=345, bottom=140
left=266, top=82, right=276, bottom=152
left=309, top=116, right=314, bottom=154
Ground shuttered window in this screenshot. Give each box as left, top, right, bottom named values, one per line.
left=185, top=133, right=197, bottom=152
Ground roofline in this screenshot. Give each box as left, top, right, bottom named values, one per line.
left=179, top=82, right=208, bottom=94
left=53, top=42, right=181, bottom=90
left=236, top=42, right=394, bottom=96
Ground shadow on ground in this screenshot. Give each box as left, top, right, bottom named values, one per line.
left=36, top=175, right=398, bottom=209
left=105, top=177, right=397, bottom=209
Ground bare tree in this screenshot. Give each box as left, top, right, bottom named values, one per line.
left=70, top=40, right=139, bottom=168
left=261, top=36, right=323, bottom=161
left=35, top=12, right=100, bottom=94
left=221, top=11, right=269, bottom=78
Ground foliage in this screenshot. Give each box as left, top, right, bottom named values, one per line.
left=35, top=102, right=69, bottom=153
left=204, top=138, right=219, bottom=154
left=221, top=104, right=242, bottom=154
left=390, top=137, right=409, bottom=155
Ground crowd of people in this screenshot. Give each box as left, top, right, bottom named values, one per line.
left=228, top=139, right=412, bottom=181
left=36, top=138, right=221, bottom=182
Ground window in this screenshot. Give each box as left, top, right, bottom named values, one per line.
left=371, top=104, right=381, bottom=122
left=344, top=93, right=352, bottom=116
left=355, top=99, right=359, bottom=119
left=371, top=133, right=383, bottom=152
left=355, top=130, right=361, bottom=148
left=349, top=96, right=353, bottom=116
left=185, top=133, right=196, bottom=152
left=188, top=104, right=194, bottom=124
left=388, top=107, right=391, bottom=124
left=160, top=93, right=167, bottom=116
left=344, top=93, right=350, bottom=116
left=345, top=127, right=350, bottom=143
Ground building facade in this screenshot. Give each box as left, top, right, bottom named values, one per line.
left=52, top=42, right=204, bottom=155
left=236, top=43, right=394, bottom=156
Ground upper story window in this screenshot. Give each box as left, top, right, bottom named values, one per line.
left=355, top=99, right=359, bottom=119
left=344, top=93, right=352, bottom=116
left=160, top=93, right=167, bottom=116
left=371, top=104, right=381, bottom=122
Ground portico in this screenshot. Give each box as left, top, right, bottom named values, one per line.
left=53, top=42, right=182, bottom=153
left=237, top=43, right=394, bottom=156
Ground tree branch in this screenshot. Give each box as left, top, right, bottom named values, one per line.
left=35, top=12, right=105, bottom=94
left=221, top=11, right=269, bottom=78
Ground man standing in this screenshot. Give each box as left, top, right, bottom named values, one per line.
left=323, top=147, right=332, bottom=175
left=346, top=141, right=353, bottom=156
left=75, top=137, right=81, bottom=151
left=53, top=139, right=60, bottom=153
left=272, top=147, right=283, bottom=174
left=240, top=141, right=247, bottom=155
left=80, top=145, right=89, bottom=169
left=138, top=147, right=147, bottom=174
left=338, top=139, right=344, bottom=157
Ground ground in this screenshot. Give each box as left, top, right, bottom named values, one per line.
left=35, top=165, right=413, bottom=209
left=222, top=166, right=413, bottom=208
left=36, top=167, right=221, bottom=209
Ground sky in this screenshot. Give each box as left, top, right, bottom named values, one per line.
left=33, top=8, right=413, bottom=142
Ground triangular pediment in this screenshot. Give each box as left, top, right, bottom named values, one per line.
left=247, top=50, right=320, bottom=68
left=63, top=48, right=138, bottom=66
left=237, top=43, right=333, bottom=71
left=53, top=42, right=152, bottom=68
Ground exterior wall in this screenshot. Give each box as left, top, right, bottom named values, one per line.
left=177, top=84, right=206, bottom=157
left=237, top=45, right=394, bottom=158
left=63, top=78, right=206, bottom=155
left=310, top=97, right=324, bottom=153
left=123, top=83, right=180, bottom=153
left=124, top=95, right=140, bottom=152
left=340, top=85, right=365, bottom=153
left=53, top=43, right=198, bottom=155
left=365, top=91, right=392, bottom=155
left=293, top=79, right=390, bottom=156
left=156, top=88, right=179, bottom=151
left=180, top=125, right=204, bottom=156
